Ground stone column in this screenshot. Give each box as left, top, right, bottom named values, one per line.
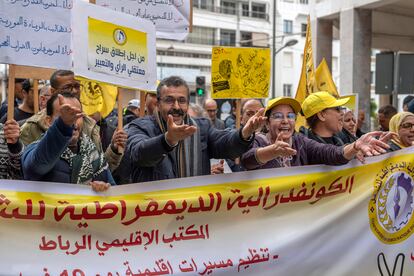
left=340, top=8, right=372, bottom=130
left=313, top=18, right=333, bottom=70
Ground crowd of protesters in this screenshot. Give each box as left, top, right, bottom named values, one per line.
left=0, top=71, right=411, bottom=191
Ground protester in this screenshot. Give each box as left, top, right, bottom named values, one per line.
left=127, top=76, right=265, bottom=182
left=20, top=70, right=126, bottom=171
left=387, top=112, right=414, bottom=151
left=224, top=100, right=237, bottom=129
left=0, top=79, right=34, bottom=124
left=39, top=84, right=52, bottom=111
left=145, top=92, right=158, bottom=115
left=204, top=99, right=225, bottom=129
left=378, top=105, right=397, bottom=131
left=300, top=92, right=347, bottom=146
left=241, top=99, right=264, bottom=126
left=0, top=78, right=25, bottom=119
left=22, top=93, right=114, bottom=191
left=123, top=99, right=140, bottom=126
left=241, top=97, right=392, bottom=170
left=339, top=108, right=358, bottom=144
left=403, top=95, right=414, bottom=112
left=0, top=119, right=24, bottom=179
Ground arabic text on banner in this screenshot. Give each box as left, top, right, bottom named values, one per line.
left=211, top=47, right=270, bottom=99
left=1, top=148, right=414, bottom=274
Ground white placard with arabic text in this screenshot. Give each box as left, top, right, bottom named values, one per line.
left=0, top=0, right=72, bottom=69
left=96, top=0, right=191, bottom=40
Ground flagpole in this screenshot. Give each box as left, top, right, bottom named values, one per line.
left=272, top=0, right=276, bottom=99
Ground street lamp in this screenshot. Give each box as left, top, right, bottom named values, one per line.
left=272, top=38, right=298, bottom=98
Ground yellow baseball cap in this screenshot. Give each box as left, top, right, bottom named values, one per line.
left=301, top=91, right=350, bottom=118
left=265, top=97, right=302, bottom=116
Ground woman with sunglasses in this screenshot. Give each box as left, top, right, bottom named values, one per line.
left=387, top=112, right=414, bottom=151
left=241, top=95, right=392, bottom=170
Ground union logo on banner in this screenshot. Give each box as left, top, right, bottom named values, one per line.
left=369, top=162, right=414, bottom=244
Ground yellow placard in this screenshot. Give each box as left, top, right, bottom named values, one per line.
left=211, top=47, right=270, bottom=99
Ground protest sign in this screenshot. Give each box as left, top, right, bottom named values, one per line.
left=0, top=0, right=72, bottom=69
left=211, top=47, right=270, bottom=99
left=72, top=0, right=157, bottom=91
left=1, top=148, right=414, bottom=275
left=95, top=0, right=192, bottom=40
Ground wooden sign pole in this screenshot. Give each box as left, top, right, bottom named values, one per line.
left=7, top=65, right=16, bottom=121
left=139, top=91, right=146, bottom=117
left=235, top=99, right=241, bottom=129
left=33, top=80, right=39, bottom=114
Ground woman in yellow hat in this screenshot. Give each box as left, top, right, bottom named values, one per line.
left=387, top=112, right=414, bottom=151
left=241, top=97, right=392, bottom=170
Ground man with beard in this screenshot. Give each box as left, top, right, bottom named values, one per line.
left=22, top=92, right=114, bottom=191
left=126, top=76, right=266, bottom=183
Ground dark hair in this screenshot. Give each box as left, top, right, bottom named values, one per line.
left=306, top=114, right=320, bottom=129
left=15, top=78, right=26, bottom=84
left=156, top=76, right=189, bottom=100
left=21, top=79, right=32, bottom=93
left=46, top=91, right=78, bottom=116
left=50, top=70, right=74, bottom=89
left=403, top=95, right=414, bottom=106
left=378, top=105, right=397, bottom=118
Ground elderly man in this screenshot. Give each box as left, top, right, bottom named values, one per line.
left=127, top=76, right=266, bottom=183
left=241, top=99, right=264, bottom=126
left=22, top=92, right=114, bottom=191
left=204, top=99, right=225, bottom=129
left=20, top=70, right=126, bottom=171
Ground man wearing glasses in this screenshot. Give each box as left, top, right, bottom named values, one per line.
left=20, top=70, right=126, bottom=172
left=127, top=76, right=266, bottom=183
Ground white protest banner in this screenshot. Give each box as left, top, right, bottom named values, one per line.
left=1, top=148, right=414, bottom=275
left=0, top=0, right=72, bottom=69
left=72, top=0, right=156, bottom=91
left=95, top=0, right=191, bottom=40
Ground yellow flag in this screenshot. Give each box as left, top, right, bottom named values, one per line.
left=77, top=77, right=118, bottom=118
left=295, top=16, right=315, bottom=104
left=315, top=58, right=339, bottom=97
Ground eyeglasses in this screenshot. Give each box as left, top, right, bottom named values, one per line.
left=60, top=82, right=83, bottom=91
left=206, top=109, right=217, bottom=113
left=269, top=112, right=296, bottom=121
left=327, top=106, right=343, bottom=112
left=401, top=122, right=414, bottom=129
left=161, top=96, right=188, bottom=106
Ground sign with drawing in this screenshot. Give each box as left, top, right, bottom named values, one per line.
left=211, top=47, right=270, bottom=99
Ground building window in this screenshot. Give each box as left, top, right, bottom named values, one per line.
left=186, top=26, right=216, bottom=45
left=240, top=32, right=253, bottom=47
left=301, top=23, right=307, bottom=37
left=283, top=52, right=293, bottom=68
left=252, top=3, right=266, bottom=19
left=220, top=29, right=236, bottom=46
left=283, top=84, right=292, bottom=97
left=299, top=0, right=309, bottom=4
left=221, top=0, right=236, bottom=15
left=193, top=0, right=214, bottom=11
left=242, top=3, right=249, bottom=16
left=283, top=20, right=293, bottom=34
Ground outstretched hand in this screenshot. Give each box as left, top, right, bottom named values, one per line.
left=58, top=94, right=83, bottom=127
left=165, top=114, right=197, bottom=146
left=271, top=133, right=297, bottom=158
left=241, top=108, right=267, bottom=140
